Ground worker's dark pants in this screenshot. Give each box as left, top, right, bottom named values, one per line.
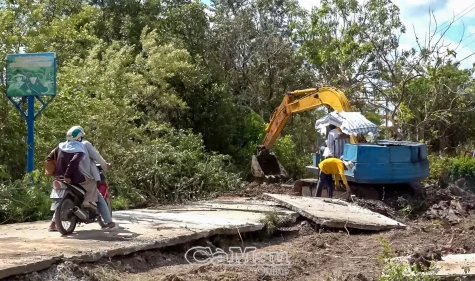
left=316, top=171, right=334, bottom=198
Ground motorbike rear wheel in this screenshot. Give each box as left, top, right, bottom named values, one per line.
left=97, top=198, right=112, bottom=228
left=55, top=197, right=77, bottom=235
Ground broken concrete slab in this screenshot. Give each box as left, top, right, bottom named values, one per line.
left=264, top=193, right=406, bottom=231
left=0, top=199, right=296, bottom=280
left=392, top=253, right=475, bottom=277
left=186, top=199, right=297, bottom=217
left=435, top=253, right=475, bottom=276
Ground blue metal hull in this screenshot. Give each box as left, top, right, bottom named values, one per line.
left=342, top=141, right=429, bottom=184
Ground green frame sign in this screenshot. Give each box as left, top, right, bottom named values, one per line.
left=6, top=52, right=56, bottom=97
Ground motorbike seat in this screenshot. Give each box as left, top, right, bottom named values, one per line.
left=72, top=183, right=86, bottom=192
left=67, top=182, right=87, bottom=195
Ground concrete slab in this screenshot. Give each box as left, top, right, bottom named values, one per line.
left=264, top=193, right=406, bottom=231
left=435, top=253, right=475, bottom=276
left=392, top=253, right=475, bottom=277
left=187, top=199, right=297, bottom=216
left=0, top=199, right=296, bottom=279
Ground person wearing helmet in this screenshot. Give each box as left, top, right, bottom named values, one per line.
left=315, top=157, right=354, bottom=198
left=47, top=126, right=115, bottom=231
left=78, top=138, right=115, bottom=229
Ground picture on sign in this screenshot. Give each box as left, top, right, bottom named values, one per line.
left=6, top=52, right=56, bottom=97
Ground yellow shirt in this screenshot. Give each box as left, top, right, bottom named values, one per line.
left=318, top=158, right=349, bottom=187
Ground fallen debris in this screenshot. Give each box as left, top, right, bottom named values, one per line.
left=264, top=193, right=406, bottom=231
left=352, top=198, right=399, bottom=219
left=393, top=253, right=475, bottom=278
left=408, top=246, right=443, bottom=272
left=351, top=183, right=475, bottom=223
left=425, top=201, right=463, bottom=225
left=422, top=184, right=475, bottom=225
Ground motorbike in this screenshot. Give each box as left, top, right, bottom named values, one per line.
left=50, top=164, right=112, bottom=235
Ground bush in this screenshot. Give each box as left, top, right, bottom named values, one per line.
left=427, top=155, right=450, bottom=186
left=0, top=171, right=52, bottom=224
left=0, top=124, right=242, bottom=223
left=378, top=238, right=439, bottom=281
left=379, top=261, right=439, bottom=281
left=273, top=135, right=312, bottom=179
left=118, top=125, right=241, bottom=205
left=232, top=111, right=267, bottom=176
left=429, top=155, right=475, bottom=191
left=447, top=157, right=475, bottom=180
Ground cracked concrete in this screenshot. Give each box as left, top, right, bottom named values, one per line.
left=264, top=193, right=406, bottom=231
left=0, top=199, right=296, bottom=279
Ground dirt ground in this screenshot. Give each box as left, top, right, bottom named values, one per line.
left=219, top=182, right=300, bottom=200
left=8, top=181, right=475, bottom=281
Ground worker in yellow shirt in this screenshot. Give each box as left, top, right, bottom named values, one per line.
left=316, top=158, right=355, bottom=198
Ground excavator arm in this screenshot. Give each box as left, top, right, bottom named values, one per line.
left=251, top=87, right=355, bottom=181
left=260, top=87, right=352, bottom=151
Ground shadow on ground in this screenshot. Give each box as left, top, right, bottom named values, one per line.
left=63, top=227, right=140, bottom=241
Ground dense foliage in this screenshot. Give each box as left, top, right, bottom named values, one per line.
left=1, top=0, right=475, bottom=223
left=429, top=155, right=475, bottom=191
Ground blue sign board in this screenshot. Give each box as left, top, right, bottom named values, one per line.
left=5, top=52, right=56, bottom=173
left=6, top=52, right=56, bottom=97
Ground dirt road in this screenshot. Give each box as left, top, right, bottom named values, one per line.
left=5, top=182, right=475, bottom=280
left=0, top=199, right=296, bottom=279
left=8, top=216, right=475, bottom=281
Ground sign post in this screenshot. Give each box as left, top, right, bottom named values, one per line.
left=6, top=52, right=56, bottom=173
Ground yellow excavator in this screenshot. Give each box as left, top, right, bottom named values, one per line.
left=251, top=87, right=358, bottom=181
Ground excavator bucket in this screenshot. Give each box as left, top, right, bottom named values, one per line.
left=251, top=152, right=289, bottom=182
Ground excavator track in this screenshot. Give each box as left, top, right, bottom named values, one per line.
left=292, top=179, right=416, bottom=201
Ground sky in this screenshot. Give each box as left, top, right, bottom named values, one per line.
left=201, top=0, right=475, bottom=69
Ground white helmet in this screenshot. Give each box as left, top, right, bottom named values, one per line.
left=66, top=126, right=85, bottom=141
left=343, top=160, right=355, bottom=170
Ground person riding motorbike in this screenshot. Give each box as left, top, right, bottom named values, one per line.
left=48, top=126, right=115, bottom=231
left=81, top=138, right=115, bottom=229
left=79, top=133, right=116, bottom=229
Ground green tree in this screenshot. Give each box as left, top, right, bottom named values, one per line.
left=209, top=0, right=315, bottom=121
left=299, top=0, right=404, bottom=105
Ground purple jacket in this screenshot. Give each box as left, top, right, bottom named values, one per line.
left=48, top=147, right=86, bottom=184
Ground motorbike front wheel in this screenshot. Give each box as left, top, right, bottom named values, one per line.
left=55, top=197, right=77, bottom=235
